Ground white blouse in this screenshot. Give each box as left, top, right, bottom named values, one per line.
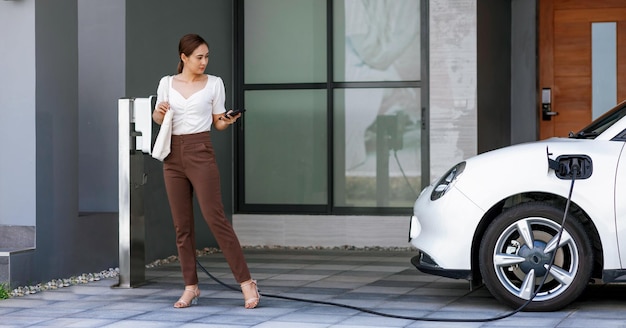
left=155, top=74, right=226, bottom=135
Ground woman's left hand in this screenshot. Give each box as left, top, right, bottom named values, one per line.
left=213, top=110, right=242, bottom=130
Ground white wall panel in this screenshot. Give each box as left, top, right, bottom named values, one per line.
left=429, top=0, right=477, bottom=180
left=0, top=1, right=36, bottom=226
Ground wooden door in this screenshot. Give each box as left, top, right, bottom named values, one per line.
left=539, top=0, right=626, bottom=139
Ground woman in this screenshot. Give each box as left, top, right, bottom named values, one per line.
left=152, top=33, right=259, bottom=309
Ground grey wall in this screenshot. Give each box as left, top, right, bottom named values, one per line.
left=33, top=0, right=117, bottom=282
left=1, top=0, right=234, bottom=287
left=477, top=0, right=512, bottom=153
left=35, top=0, right=80, bottom=275
left=78, top=0, right=126, bottom=212
left=125, top=0, right=235, bottom=261
left=0, top=1, right=37, bottom=227
left=477, top=0, right=538, bottom=150
left=511, top=0, right=538, bottom=144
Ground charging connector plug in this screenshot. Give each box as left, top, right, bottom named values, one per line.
left=555, top=155, right=592, bottom=180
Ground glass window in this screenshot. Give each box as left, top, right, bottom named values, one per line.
left=333, top=0, right=421, bottom=82
left=244, top=0, right=327, bottom=84
left=333, top=88, right=421, bottom=207
left=592, top=22, right=617, bottom=120
left=239, top=0, right=424, bottom=213
left=244, top=90, right=328, bottom=205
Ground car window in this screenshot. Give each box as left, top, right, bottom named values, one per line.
left=572, top=101, right=626, bottom=139
left=612, top=129, right=626, bottom=142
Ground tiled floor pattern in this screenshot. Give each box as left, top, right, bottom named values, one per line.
left=1, top=248, right=626, bottom=327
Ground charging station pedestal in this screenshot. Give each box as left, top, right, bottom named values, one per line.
left=116, top=97, right=154, bottom=288
left=376, top=113, right=406, bottom=206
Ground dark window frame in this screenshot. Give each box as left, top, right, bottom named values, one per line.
left=234, top=0, right=430, bottom=215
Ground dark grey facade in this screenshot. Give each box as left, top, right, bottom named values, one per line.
left=0, top=0, right=235, bottom=287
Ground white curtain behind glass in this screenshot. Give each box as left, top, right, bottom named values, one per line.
left=343, top=0, right=420, bottom=172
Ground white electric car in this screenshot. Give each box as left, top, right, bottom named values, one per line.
left=409, top=100, right=626, bottom=311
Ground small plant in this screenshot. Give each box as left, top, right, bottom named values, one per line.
left=0, top=283, right=10, bottom=300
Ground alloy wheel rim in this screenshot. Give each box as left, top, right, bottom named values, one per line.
left=492, top=217, right=579, bottom=301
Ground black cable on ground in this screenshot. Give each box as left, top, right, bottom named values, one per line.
left=197, top=170, right=577, bottom=322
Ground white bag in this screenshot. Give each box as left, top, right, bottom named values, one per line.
left=152, top=109, right=173, bottom=161
left=152, top=76, right=172, bottom=161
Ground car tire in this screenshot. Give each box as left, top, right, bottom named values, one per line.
left=479, top=202, right=593, bottom=311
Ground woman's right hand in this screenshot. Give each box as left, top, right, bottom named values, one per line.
left=152, top=101, right=170, bottom=125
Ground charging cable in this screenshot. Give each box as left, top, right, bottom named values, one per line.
left=196, top=165, right=578, bottom=322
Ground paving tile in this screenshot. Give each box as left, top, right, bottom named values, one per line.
left=254, top=281, right=312, bottom=291
left=191, top=313, right=274, bottom=326
left=0, top=317, right=47, bottom=327
left=130, top=310, right=211, bottom=323
left=553, top=318, right=626, bottom=328
left=304, top=280, right=366, bottom=290
left=404, top=287, right=472, bottom=297
left=292, top=303, right=361, bottom=316
left=5, top=307, right=86, bottom=318
left=100, top=320, right=176, bottom=328
left=32, top=318, right=117, bottom=327
left=65, top=309, right=148, bottom=320
left=373, top=299, right=445, bottom=312
left=385, top=274, right=444, bottom=283
left=253, top=322, right=330, bottom=328
left=0, top=307, right=20, bottom=315
left=287, top=286, right=351, bottom=295
left=303, top=264, right=361, bottom=271
left=1, top=249, right=625, bottom=328
left=351, top=285, right=415, bottom=295
left=352, top=265, right=410, bottom=273
left=253, top=263, right=310, bottom=270
left=405, top=320, right=484, bottom=328
left=482, top=316, right=565, bottom=327
left=265, top=292, right=338, bottom=303
left=270, top=273, right=331, bottom=281
left=336, top=291, right=395, bottom=301
left=270, top=311, right=350, bottom=324
left=337, top=313, right=414, bottom=327
left=179, top=324, right=249, bottom=328
left=368, top=279, right=428, bottom=288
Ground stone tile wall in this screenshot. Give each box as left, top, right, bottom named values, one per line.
left=0, top=225, right=35, bottom=249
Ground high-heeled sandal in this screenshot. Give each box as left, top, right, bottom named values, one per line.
left=240, top=279, right=260, bottom=309
left=174, top=286, right=200, bottom=308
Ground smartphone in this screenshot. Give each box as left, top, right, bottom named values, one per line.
left=225, top=109, right=246, bottom=118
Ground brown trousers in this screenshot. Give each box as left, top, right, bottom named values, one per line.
left=163, top=131, right=251, bottom=285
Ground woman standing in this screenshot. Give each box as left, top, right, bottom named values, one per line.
left=152, top=33, right=259, bottom=309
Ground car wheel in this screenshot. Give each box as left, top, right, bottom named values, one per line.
left=479, top=202, right=593, bottom=311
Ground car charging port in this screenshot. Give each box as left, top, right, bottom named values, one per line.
left=554, top=155, right=593, bottom=180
